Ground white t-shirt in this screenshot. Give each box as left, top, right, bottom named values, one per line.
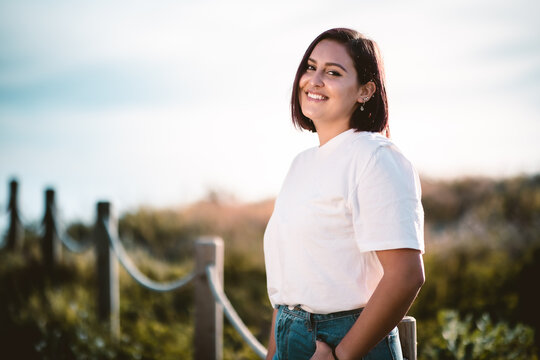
left=263, top=129, right=424, bottom=314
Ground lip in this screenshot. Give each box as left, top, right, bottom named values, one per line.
left=305, top=91, right=328, bottom=101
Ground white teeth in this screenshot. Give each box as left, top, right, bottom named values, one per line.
left=307, top=92, right=326, bottom=100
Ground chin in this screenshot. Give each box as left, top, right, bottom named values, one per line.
left=301, top=108, right=323, bottom=121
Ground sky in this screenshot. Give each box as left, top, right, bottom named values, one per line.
left=1, top=0, right=539, bottom=226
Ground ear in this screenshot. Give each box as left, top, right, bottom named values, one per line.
left=357, top=81, right=376, bottom=103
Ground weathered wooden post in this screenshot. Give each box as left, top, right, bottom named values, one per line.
left=95, top=201, right=120, bottom=338
left=6, top=179, right=23, bottom=250
left=398, top=316, right=417, bottom=360
left=42, top=189, right=61, bottom=271
left=195, top=237, right=224, bottom=360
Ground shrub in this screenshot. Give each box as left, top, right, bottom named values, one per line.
left=422, top=310, right=538, bottom=360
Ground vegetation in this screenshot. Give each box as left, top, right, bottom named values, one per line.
left=0, top=174, right=539, bottom=359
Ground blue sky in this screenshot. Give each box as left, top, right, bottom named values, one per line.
left=1, top=0, right=539, bottom=225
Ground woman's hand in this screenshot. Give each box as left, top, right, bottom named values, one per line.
left=309, top=340, right=335, bottom=360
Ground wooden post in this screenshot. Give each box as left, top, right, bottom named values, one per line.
left=6, top=179, right=23, bottom=250
left=42, top=189, right=61, bottom=271
left=194, top=237, right=224, bottom=360
left=398, top=316, right=417, bottom=360
left=95, top=201, right=120, bottom=338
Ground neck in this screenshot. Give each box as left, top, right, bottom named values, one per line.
left=315, top=120, right=351, bottom=147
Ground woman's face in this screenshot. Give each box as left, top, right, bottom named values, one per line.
left=299, top=39, right=363, bottom=128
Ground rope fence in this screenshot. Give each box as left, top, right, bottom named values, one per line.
left=54, top=213, right=93, bottom=253
left=1, top=178, right=418, bottom=360
left=102, top=218, right=196, bottom=292
left=206, top=264, right=267, bottom=358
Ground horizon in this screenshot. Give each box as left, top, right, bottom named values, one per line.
left=1, top=171, right=537, bottom=231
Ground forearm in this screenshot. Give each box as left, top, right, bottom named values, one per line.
left=265, top=308, right=278, bottom=360
left=336, top=250, right=424, bottom=360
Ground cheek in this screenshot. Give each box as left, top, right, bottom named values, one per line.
left=341, top=84, right=361, bottom=103
left=298, top=76, right=308, bottom=104
left=298, top=73, right=309, bottom=88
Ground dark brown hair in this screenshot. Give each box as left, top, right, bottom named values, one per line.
left=291, top=28, right=389, bottom=135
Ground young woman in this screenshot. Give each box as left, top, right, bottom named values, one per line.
left=263, top=28, right=425, bottom=360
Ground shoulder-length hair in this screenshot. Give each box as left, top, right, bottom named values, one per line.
left=291, top=28, right=389, bottom=135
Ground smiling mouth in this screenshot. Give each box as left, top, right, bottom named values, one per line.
left=306, top=92, right=328, bottom=100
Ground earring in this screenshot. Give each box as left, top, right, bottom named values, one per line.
left=360, top=96, right=369, bottom=111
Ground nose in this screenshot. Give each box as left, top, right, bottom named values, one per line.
left=308, top=70, right=324, bottom=87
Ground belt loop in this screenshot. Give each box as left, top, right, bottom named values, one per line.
left=306, top=311, right=313, bottom=332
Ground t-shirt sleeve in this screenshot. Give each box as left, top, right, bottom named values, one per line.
left=351, top=144, right=424, bottom=253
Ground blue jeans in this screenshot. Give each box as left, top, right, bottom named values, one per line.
left=273, top=305, right=403, bottom=360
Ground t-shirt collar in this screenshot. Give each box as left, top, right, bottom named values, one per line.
left=317, top=128, right=356, bottom=153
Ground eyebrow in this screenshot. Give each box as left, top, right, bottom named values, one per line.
left=307, top=58, right=348, bottom=73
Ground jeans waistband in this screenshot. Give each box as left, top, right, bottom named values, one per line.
left=278, top=305, right=364, bottom=322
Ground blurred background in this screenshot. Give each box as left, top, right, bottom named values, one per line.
left=1, top=0, right=539, bottom=359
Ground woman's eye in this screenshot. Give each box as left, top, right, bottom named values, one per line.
left=306, top=64, right=316, bottom=71
left=328, top=70, right=342, bottom=77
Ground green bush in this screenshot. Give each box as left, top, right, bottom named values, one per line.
left=422, top=310, right=538, bottom=360
left=0, top=237, right=268, bottom=359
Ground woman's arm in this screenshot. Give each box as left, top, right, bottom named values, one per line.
left=311, top=248, right=424, bottom=360
left=335, top=248, right=424, bottom=360
left=265, top=308, right=278, bottom=360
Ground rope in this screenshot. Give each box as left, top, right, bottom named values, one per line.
left=55, top=224, right=93, bottom=253
left=0, top=207, right=21, bottom=250
left=101, top=219, right=195, bottom=292
left=206, top=264, right=267, bottom=359
left=16, top=208, right=36, bottom=230
left=53, top=209, right=93, bottom=253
